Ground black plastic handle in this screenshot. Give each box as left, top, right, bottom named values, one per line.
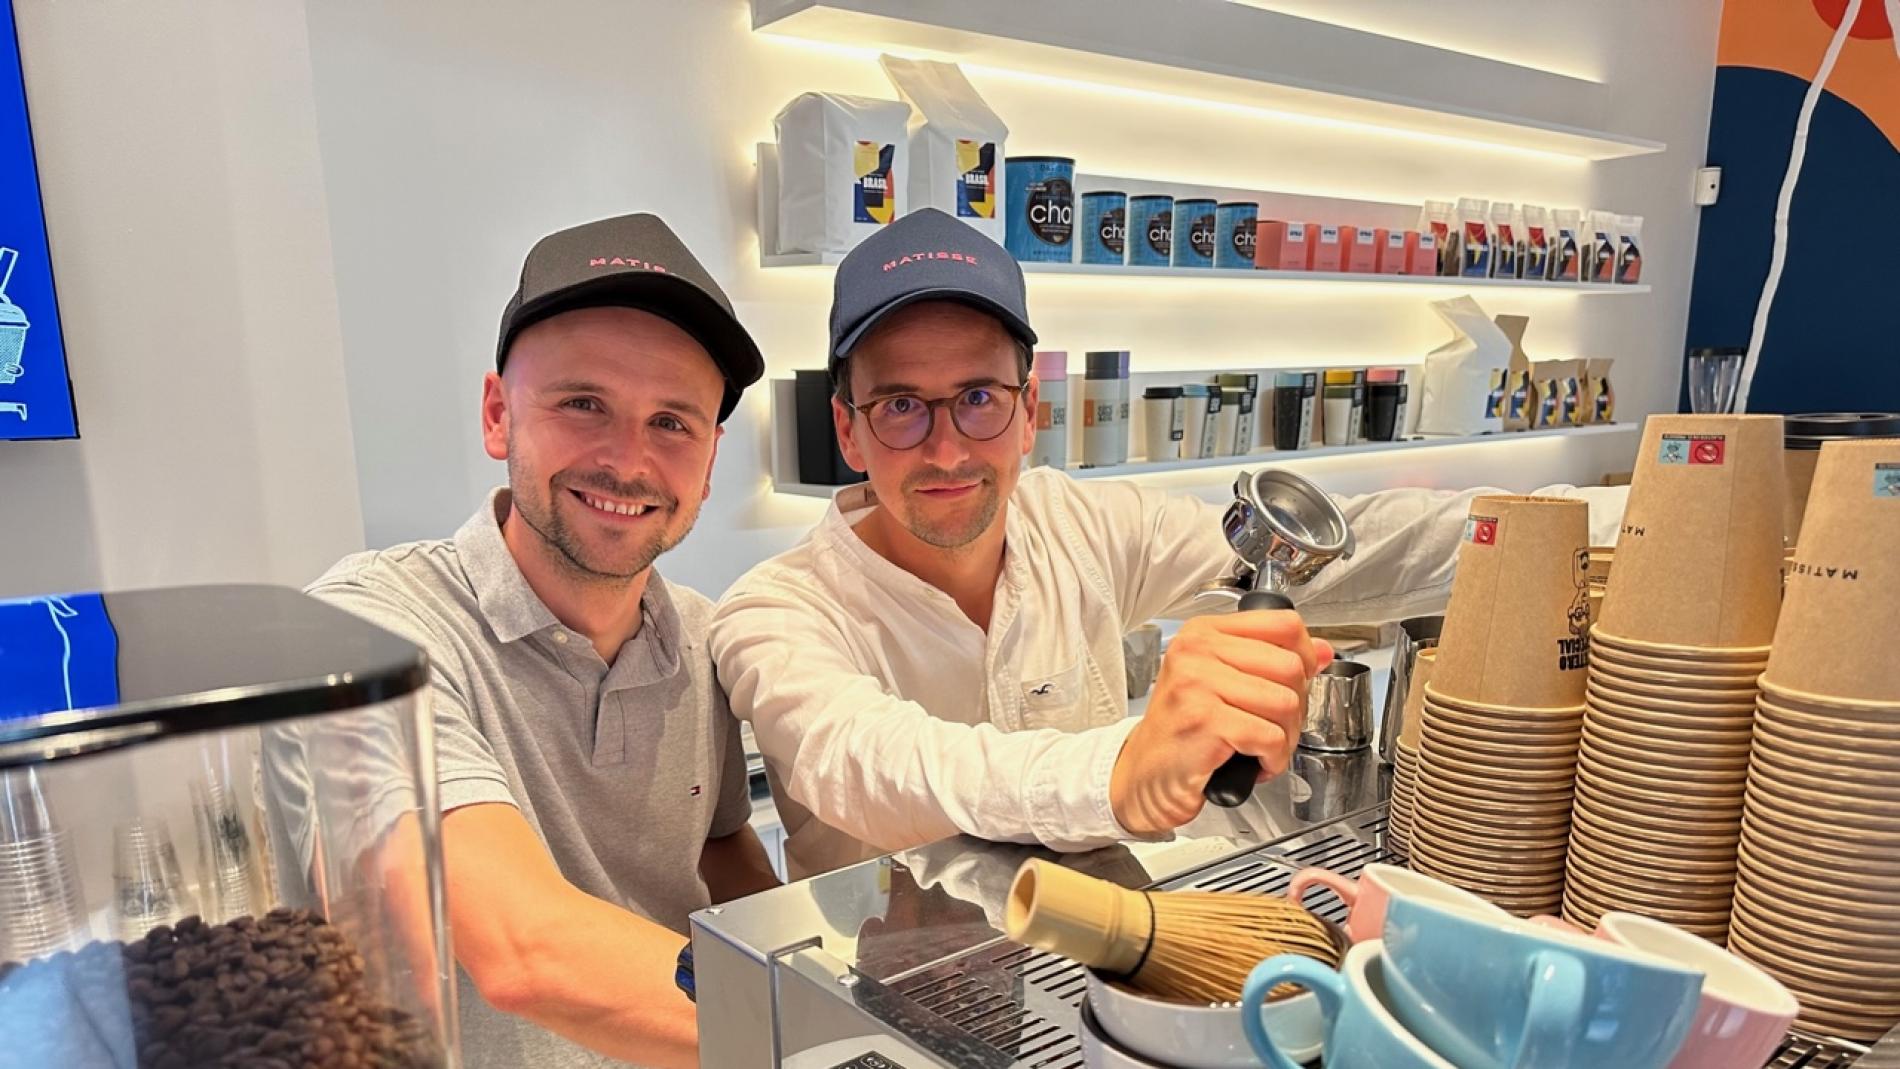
left=1203, top=588, right=1296, bottom=808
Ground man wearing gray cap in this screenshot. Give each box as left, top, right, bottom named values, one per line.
left=711, top=208, right=1626, bottom=880
left=286, top=214, right=778, bottom=1068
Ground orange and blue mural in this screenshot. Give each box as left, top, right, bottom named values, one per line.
left=1686, top=0, right=1900, bottom=411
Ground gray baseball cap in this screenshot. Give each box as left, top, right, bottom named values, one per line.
left=497, top=213, right=764, bottom=422
left=827, top=208, right=1037, bottom=388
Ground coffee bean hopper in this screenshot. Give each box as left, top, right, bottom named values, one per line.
left=0, top=585, right=455, bottom=1067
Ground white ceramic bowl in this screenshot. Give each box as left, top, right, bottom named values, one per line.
left=1086, top=970, right=1324, bottom=1068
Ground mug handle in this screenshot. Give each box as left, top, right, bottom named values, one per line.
left=1242, top=954, right=1344, bottom=1069
left=1512, top=948, right=1587, bottom=1069
left=1286, top=867, right=1359, bottom=912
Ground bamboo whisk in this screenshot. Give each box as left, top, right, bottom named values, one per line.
left=1004, top=859, right=1342, bottom=1005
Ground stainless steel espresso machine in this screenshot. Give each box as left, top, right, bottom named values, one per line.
left=689, top=754, right=1874, bottom=1069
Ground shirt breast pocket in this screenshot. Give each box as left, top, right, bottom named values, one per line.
left=1019, top=662, right=1086, bottom=731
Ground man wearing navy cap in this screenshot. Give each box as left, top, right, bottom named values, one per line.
left=290, top=214, right=779, bottom=1068
left=711, top=208, right=1627, bottom=879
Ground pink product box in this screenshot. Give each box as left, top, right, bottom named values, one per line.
left=1408, top=232, right=1440, bottom=276
left=1254, top=220, right=1312, bottom=271
left=1377, top=229, right=1407, bottom=274
left=1310, top=224, right=1345, bottom=272
left=1344, top=226, right=1380, bottom=273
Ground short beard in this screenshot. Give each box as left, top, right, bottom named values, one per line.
left=899, top=463, right=1000, bottom=550
left=509, top=456, right=692, bottom=584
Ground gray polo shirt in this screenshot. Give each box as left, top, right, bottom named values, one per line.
left=296, top=488, right=751, bottom=1068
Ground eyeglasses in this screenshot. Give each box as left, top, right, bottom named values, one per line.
left=846, top=383, right=1028, bottom=451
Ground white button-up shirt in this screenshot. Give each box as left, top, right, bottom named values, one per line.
left=711, top=468, right=1626, bottom=879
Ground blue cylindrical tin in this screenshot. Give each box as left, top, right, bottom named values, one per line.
left=1079, top=191, right=1127, bottom=265
left=1003, top=156, right=1076, bottom=263
left=1170, top=198, right=1217, bottom=269
left=1214, top=201, right=1259, bottom=269
left=1128, top=195, right=1175, bottom=267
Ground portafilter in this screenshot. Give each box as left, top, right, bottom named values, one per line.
left=1203, top=468, right=1355, bottom=807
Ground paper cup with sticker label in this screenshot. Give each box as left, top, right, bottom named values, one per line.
left=1430, top=495, right=1593, bottom=710
left=1596, top=415, right=1788, bottom=650
left=1762, top=440, right=1900, bottom=703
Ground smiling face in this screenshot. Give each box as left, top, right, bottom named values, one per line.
left=832, top=301, right=1036, bottom=552
left=482, top=306, right=724, bottom=585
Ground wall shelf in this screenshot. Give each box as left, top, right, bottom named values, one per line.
left=769, top=416, right=1639, bottom=500
left=751, top=0, right=1665, bottom=161
left=760, top=253, right=1648, bottom=294
left=755, top=150, right=1650, bottom=293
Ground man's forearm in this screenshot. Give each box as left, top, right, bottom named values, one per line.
left=480, top=890, right=699, bottom=1069
left=701, top=825, right=781, bottom=903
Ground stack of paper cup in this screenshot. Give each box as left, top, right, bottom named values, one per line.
left=1566, top=415, right=1786, bottom=941
left=1729, top=439, right=1900, bottom=1042
left=1386, top=648, right=1435, bottom=857
left=1407, top=496, right=1592, bottom=917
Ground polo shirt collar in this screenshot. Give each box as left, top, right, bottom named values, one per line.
left=456, top=488, right=685, bottom=666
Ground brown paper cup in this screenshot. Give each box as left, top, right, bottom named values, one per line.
left=1762, top=439, right=1900, bottom=703
left=1432, top=495, right=1593, bottom=709
left=1596, top=414, right=1789, bottom=648
left=1784, top=444, right=1821, bottom=545
left=1397, top=648, right=1437, bottom=750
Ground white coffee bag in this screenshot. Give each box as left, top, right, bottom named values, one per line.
left=774, top=93, right=911, bottom=255
left=1419, top=296, right=1511, bottom=436
left=880, top=56, right=1008, bottom=245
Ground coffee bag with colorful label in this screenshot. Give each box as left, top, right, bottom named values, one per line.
left=774, top=93, right=910, bottom=254
left=1490, top=202, right=1522, bottom=279
left=1457, top=197, right=1492, bottom=278
left=1551, top=208, right=1584, bottom=282
left=881, top=56, right=1008, bottom=245
left=1522, top=204, right=1553, bottom=281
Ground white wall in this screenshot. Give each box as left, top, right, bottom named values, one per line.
left=4, top=0, right=1721, bottom=602
left=0, top=0, right=364, bottom=598
left=306, top=0, right=1721, bottom=599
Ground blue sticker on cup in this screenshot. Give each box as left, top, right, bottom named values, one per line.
left=1877, top=464, right=1900, bottom=498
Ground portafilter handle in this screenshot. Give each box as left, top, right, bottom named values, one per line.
left=1201, top=588, right=1295, bottom=808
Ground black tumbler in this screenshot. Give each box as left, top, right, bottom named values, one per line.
left=1273, top=386, right=1305, bottom=451
left=1368, top=383, right=1406, bottom=442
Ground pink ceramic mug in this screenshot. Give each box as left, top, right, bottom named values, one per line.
left=1529, top=912, right=1797, bottom=1069
left=1285, top=863, right=1502, bottom=944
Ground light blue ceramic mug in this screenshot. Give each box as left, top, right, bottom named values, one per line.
left=1241, top=941, right=1457, bottom=1069
left=1381, top=894, right=1703, bottom=1069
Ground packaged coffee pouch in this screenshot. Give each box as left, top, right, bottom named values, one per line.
left=1587, top=210, right=1619, bottom=283
left=1457, top=197, right=1492, bottom=278
left=1548, top=359, right=1585, bottom=426
left=1494, top=314, right=1536, bottom=432
left=1551, top=208, right=1584, bottom=282
left=1616, top=214, right=1644, bottom=284
left=880, top=56, right=1008, bottom=245
left=1529, top=361, right=1563, bottom=429
left=1490, top=202, right=1522, bottom=279
left=1521, top=205, right=1553, bottom=281
left=1419, top=296, right=1510, bottom=435
left=1586, top=358, right=1617, bottom=423
left=1418, top=200, right=1455, bottom=275
left=774, top=93, right=911, bottom=255
left=1484, top=368, right=1509, bottom=427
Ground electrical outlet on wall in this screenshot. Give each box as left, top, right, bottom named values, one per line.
left=1695, top=166, right=1722, bottom=206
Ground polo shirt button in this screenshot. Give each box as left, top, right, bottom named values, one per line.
left=552, top=630, right=569, bottom=644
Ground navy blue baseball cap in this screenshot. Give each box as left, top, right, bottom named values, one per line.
left=497, top=213, right=764, bottom=422
left=827, top=208, right=1037, bottom=386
